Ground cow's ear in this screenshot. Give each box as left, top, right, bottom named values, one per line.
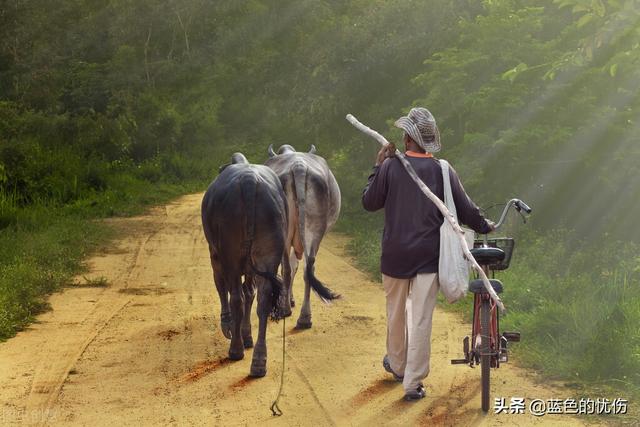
left=268, top=144, right=277, bottom=158
left=231, top=152, right=248, bottom=164
left=309, top=144, right=317, bottom=154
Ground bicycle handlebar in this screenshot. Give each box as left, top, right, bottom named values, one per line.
left=514, top=199, right=532, bottom=214
left=490, top=198, right=533, bottom=232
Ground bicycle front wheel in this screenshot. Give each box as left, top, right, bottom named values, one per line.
left=480, top=298, right=491, bottom=412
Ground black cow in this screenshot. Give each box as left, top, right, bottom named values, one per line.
left=201, top=153, right=291, bottom=377
left=266, top=144, right=341, bottom=330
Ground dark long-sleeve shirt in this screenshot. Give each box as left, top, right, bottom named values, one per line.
left=362, top=155, right=491, bottom=279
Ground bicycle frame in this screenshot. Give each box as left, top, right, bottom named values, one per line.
left=471, top=272, right=500, bottom=367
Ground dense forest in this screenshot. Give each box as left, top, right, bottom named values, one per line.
left=1, top=0, right=639, bottom=404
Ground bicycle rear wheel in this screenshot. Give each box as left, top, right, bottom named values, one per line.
left=480, top=298, right=491, bottom=412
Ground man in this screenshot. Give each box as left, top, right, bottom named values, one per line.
left=362, top=107, right=493, bottom=401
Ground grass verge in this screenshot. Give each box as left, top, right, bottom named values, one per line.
left=0, top=177, right=203, bottom=341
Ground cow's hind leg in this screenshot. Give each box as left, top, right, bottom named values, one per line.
left=213, top=269, right=233, bottom=339
left=242, top=275, right=255, bottom=349
left=288, top=248, right=301, bottom=308
left=297, top=230, right=322, bottom=330
left=228, top=275, right=245, bottom=360
left=281, top=248, right=299, bottom=309
left=250, top=276, right=271, bottom=377
left=296, top=262, right=313, bottom=329
left=297, top=229, right=336, bottom=329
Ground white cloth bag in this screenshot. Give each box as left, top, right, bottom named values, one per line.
left=438, top=160, right=474, bottom=303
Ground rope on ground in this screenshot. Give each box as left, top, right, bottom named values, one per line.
left=270, top=317, right=286, bottom=416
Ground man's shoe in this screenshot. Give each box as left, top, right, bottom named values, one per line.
left=404, top=385, right=426, bottom=401
left=382, top=355, right=403, bottom=382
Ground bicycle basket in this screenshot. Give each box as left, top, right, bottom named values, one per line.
left=472, top=237, right=515, bottom=271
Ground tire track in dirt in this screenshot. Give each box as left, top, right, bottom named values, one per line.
left=0, top=194, right=599, bottom=426
left=20, top=217, right=164, bottom=425
left=289, top=353, right=337, bottom=426
left=24, top=297, right=133, bottom=425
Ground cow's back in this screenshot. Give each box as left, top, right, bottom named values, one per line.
left=201, top=164, right=287, bottom=267
left=265, top=153, right=341, bottom=227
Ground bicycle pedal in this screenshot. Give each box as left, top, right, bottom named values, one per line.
left=499, top=337, right=509, bottom=363
left=503, top=331, right=520, bottom=342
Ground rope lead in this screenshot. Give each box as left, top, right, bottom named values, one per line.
left=270, top=317, right=286, bottom=416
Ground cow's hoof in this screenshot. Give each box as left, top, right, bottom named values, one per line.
left=295, top=318, right=312, bottom=329
left=221, top=325, right=232, bottom=339
left=228, top=350, right=244, bottom=361
left=243, top=336, right=254, bottom=349
left=220, top=315, right=233, bottom=339
left=249, top=361, right=266, bottom=378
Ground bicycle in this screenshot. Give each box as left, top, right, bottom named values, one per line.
left=450, top=198, right=532, bottom=413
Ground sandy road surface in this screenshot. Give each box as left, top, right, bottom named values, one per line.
left=0, top=194, right=592, bottom=426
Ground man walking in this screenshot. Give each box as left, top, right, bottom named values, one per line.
left=362, top=107, right=493, bottom=401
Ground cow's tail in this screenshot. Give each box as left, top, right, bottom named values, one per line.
left=291, top=162, right=340, bottom=304
left=240, top=174, right=286, bottom=320
left=239, top=174, right=257, bottom=257
left=253, top=269, right=287, bottom=320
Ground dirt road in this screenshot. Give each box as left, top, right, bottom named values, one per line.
left=0, top=194, right=591, bottom=426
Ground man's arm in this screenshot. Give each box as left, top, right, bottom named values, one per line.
left=362, top=144, right=395, bottom=212
left=448, top=165, right=492, bottom=234
left=362, top=160, right=390, bottom=212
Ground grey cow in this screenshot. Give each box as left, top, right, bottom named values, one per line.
left=265, top=144, right=341, bottom=329
left=201, top=153, right=291, bottom=377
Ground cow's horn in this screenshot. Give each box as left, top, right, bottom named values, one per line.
left=268, top=144, right=276, bottom=158
left=309, top=144, right=317, bottom=154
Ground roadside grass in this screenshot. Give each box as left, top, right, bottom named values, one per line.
left=337, top=212, right=640, bottom=418
left=0, top=212, right=108, bottom=338
left=336, top=212, right=384, bottom=280
left=0, top=173, right=205, bottom=341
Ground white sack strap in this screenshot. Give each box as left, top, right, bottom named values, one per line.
left=440, top=160, right=457, bottom=218
left=440, top=159, right=474, bottom=250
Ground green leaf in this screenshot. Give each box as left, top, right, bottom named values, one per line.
left=610, top=63, right=619, bottom=76
left=554, top=0, right=576, bottom=8
left=592, top=0, right=606, bottom=16
left=577, top=13, right=595, bottom=27
left=501, top=63, right=529, bottom=82
left=502, top=68, right=518, bottom=82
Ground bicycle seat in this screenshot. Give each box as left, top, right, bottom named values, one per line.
left=469, top=279, right=503, bottom=294
left=470, top=247, right=505, bottom=266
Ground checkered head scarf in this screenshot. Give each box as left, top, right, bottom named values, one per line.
left=394, top=107, right=441, bottom=153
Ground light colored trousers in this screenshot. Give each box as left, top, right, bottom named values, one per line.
left=383, top=273, right=439, bottom=392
